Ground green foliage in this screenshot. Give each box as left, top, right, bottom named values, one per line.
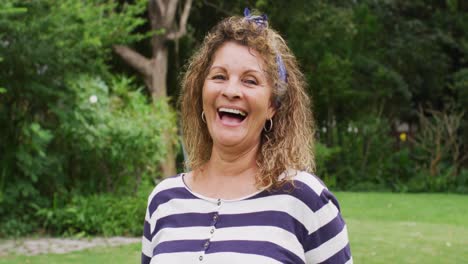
left=314, top=142, right=340, bottom=188
left=0, top=0, right=176, bottom=237
left=404, top=106, right=467, bottom=193
left=0, top=0, right=27, bottom=15
left=318, top=117, right=396, bottom=191
left=16, top=123, right=54, bottom=183
left=34, top=180, right=152, bottom=236
left=451, top=68, right=468, bottom=109
left=0, top=75, right=176, bottom=236
left=55, top=75, right=176, bottom=193
left=245, top=0, right=468, bottom=192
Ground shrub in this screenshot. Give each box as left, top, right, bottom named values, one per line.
left=314, top=142, right=341, bottom=188
left=56, top=75, right=177, bottom=194
left=34, top=181, right=153, bottom=236
left=0, top=0, right=152, bottom=237
left=0, top=75, right=176, bottom=237
left=318, top=116, right=396, bottom=191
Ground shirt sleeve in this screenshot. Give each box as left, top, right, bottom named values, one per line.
left=303, top=189, right=352, bottom=264
left=141, top=190, right=155, bottom=264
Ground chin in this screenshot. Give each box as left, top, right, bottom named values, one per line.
left=213, top=134, right=245, bottom=147
left=210, top=128, right=250, bottom=146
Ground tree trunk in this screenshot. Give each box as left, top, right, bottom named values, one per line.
left=114, top=0, right=193, bottom=178
left=151, top=44, right=176, bottom=176
left=161, top=132, right=177, bottom=176
left=151, top=44, right=168, bottom=98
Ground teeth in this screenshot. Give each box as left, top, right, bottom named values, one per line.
left=218, top=107, right=247, bottom=116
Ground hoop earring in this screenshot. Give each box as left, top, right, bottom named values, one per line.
left=263, top=118, right=273, bottom=132
left=201, top=111, right=206, bottom=123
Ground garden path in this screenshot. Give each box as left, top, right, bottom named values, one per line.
left=0, top=237, right=140, bottom=256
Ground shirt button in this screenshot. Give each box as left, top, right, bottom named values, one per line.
left=204, top=241, right=210, bottom=248
left=199, top=255, right=203, bottom=261
left=213, top=214, right=218, bottom=221
left=217, top=199, right=221, bottom=206
left=210, top=228, right=215, bottom=234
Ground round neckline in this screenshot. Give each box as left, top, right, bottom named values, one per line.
left=181, top=173, right=265, bottom=203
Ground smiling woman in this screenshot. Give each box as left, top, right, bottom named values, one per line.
left=141, top=9, right=352, bottom=264
left=202, top=42, right=275, bottom=152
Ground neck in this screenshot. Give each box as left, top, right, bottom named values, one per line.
left=203, top=141, right=260, bottom=181
left=187, top=141, right=262, bottom=199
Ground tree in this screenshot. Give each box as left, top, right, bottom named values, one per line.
left=0, top=0, right=178, bottom=235
left=114, top=0, right=193, bottom=176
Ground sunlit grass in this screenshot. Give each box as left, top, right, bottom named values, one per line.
left=336, top=192, right=468, bottom=264
left=0, top=243, right=140, bottom=264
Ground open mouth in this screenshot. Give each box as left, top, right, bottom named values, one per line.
left=217, top=107, right=248, bottom=124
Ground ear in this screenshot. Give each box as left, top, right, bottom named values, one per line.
left=267, top=101, right=276, bottom=120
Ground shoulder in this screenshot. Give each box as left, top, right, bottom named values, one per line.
left=279, top=170, right=342, bottom=212
left=145, top=174, right=186, bottom=215
left=147, top=174, right=184, bottom=199
left=286, top=170, right=328, bottom=195
left=284, top=172, right=351, bottom=263
left=280, top=171, right=351, bottom=262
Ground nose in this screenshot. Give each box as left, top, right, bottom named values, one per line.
left=222, top=78, right=242, bottom=100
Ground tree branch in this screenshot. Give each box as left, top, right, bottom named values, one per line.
left=167, top=0, right=192, bottom=40
left=203, top=0, right=232, bottom=16
left=164, top=0, right=179, bottom=26
left=156, top=0, right=166, bottom=16
left=113, top=45, right=152, bottom=77
left=149, top=0, right=163, bottom=30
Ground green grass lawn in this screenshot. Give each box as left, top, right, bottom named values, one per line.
left=336, top=192, right=468, bottom=264
left=0, top=243, right=141, bottom=264
left=1, top=192, right=467, bottom=263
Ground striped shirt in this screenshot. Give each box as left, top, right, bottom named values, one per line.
left=142, top=171, right=352, bottom=264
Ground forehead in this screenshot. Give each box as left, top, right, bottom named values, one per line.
left=210, top=41, right=265, bottom=71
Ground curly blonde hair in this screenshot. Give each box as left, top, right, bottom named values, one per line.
left=179, top=15, right=315, bottom=190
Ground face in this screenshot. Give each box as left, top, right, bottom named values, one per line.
left=202, top=41, right=276, bottom=150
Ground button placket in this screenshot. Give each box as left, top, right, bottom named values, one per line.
left=204, top=240, right=210, bottom=249
left=210, top=200, right=221, bottom=235
left=198, top=199, right=223, bottom=262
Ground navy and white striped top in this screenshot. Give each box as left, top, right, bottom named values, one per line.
left=142, top=171, right=352, bottom=264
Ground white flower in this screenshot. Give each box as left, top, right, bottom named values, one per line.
left=354, top=127, right=358, bottom=133
left=89, top=95, right=98, bottom=104
left=0, top=40, right=9, bottom=47
left=322, top=127, right=327, bottom=133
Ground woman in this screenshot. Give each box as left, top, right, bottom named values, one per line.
left=142, top=9, right=352, bottom=264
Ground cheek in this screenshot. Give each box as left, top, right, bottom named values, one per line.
left=252, top=90, right=273, bottom=111
left=201, top=82, right=212, bottom=107
left=201, top=83, right=220, bottom=118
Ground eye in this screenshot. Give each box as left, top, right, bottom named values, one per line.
left=244, top=77, right=258, bottom=85
left=211, top=74, right=226, bottom=80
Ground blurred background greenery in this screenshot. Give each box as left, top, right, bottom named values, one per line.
left=0, top=0, right=467, bottom=242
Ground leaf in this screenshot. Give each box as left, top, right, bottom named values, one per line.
left=0, top=7, right=28, bottom=15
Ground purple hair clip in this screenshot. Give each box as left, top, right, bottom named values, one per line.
left=276, top=54, right=288, bottom=83
left=244, top=8, right=268, bottom=28
left=275, top=53, right=288, bottom=107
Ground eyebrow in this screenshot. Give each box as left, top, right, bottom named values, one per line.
left=209, top=65, right=263, bottom=74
